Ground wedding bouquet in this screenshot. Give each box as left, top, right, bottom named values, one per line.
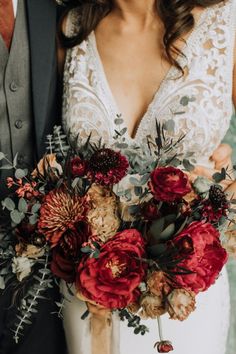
left=0, top=121, right=234, bottom=352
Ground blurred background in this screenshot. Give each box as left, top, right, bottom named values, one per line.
left=224, top=115, right=236, bottom=354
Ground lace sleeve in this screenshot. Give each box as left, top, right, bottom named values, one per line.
left=65, top=8, right=80, bottom=38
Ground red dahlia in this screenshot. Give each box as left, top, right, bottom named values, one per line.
left=38, top=188, right=89, bottom=246
left=88, top=148, right=129, bottom=186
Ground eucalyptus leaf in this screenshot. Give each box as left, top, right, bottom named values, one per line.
left=129, top=177, right=141, bottom=186
left=15, top=168, right=27, bottom=179
left=0, top=276, right=5, bottom=290
left=0, top=152, right=6, bottom=161
left=114, top=118, right=124, bottom=125
left=147, top=244, right=167, bottom=257
left=2, top=197, right=15, bottom=211
left=10, top=210, right=24, bottom=224
left=0, top=164, right=13, bottom=170
left=18, top=198, right=28, bottom=213
left=13, top=153, right=19, bottom=168
left=31, top=203, right=41, bottom=214
left=183, top=159, right=195, bottom=172
left=134, top=186, right=143, bottom=197
left=29, top=214, right=38, bottom=225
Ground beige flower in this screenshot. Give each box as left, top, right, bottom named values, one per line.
left=32, top=154, right=62, bottom=178
left=147, top=271, right=171, bottom=297
left=127, top=302, right=141, bottom=314
left=15, top=243, right=45, bottom=259
left=140, top=294, right=166, bottom=319
left=12, top=256, right=33, bottom=282
left=87, top=184, right=120, bottom=242
left=223, top=228, right=236, bottom=258
left=167, top=289, right=196, bottom=321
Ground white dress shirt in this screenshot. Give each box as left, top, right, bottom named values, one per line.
left=13, top=0, right=18, bottom=17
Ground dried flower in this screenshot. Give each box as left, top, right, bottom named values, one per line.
left=12, top=257, right=33, bottom=282
left=88, top=148, right=129, bottom=185
left=147, top=271, right=171, bottom=297
left=38, top=188, right=89, bottom=246
left=71, top=157, right=87, bottom=177
left=15, top=243, right=45, bottom=259
left=31, top=153, right=62, bottom=178
left=167, top=289, right=196, bottom=321
left=140, top=294, right=166, bottom=319
left=87, top=184, right=120, bottom=242
left=154, top=341, right=173, bottom=353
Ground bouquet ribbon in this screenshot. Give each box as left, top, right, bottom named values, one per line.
left=90, top=311, right=112, bottom=354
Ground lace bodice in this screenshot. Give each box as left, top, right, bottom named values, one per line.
left=63, top=0, right=236, bottom=167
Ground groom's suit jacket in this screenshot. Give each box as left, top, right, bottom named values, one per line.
left=0, top=1, right=67, bottom=353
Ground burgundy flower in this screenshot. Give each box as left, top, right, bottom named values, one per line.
left=149, top=167, right=191, bottom=203
left=201, top=185, right=229, bottom=223
left=51, top=221, right=91, bottom=283
left=88, top=148, right=129, bottom=186
left=76, top=229, right=146, bottom=308
left=38, top=188, right=89, bottom=246
left=71, top=157, right=87, bottom=177
left=154, top=341, right=174, bottom=353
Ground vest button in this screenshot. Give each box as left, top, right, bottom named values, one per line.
left=10, top=81, right=18, bottom=92
left=15, top=120, right=23, bottom=129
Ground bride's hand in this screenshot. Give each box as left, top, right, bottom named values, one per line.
left=189, top=144, right=234, bottom=191
left=86, top=302, right=111, bottom=318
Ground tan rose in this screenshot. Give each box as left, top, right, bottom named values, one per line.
left=87, top=184, right=120, bottom=242
left=127, top=302, right=141, bottom=314
left=147, top=271, right=171, bottom=297
left=167, top=289, right=196, bottom=321
left=15, top=243, right=45, bottom=259
left=32, top=154, right=62, bottom=178
left=223, top=228, right=236, bottom=258
left=139, top=293, right=166, bottom=319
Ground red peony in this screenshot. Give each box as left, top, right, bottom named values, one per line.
left=149, top=167, right=191, bottom=202
left=51, top=222, right=91, bottom=283
left=76, top=229, right=146, bottom=308
left=173, top=222, right=228, bottom=294
left=38, top=188, right=89, bottom=246
left=71, top=157, right=87, bottom=177
left=88, top=148, right=129, bottom=186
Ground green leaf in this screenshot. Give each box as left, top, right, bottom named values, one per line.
left=147, top=244, right=167, bottom=257
left=13, top=153, right=19, bottom=168
left=31, top=203, right=41, bottom=214
left=15, top=169, right=27, bottom=179
left=120, top=127, right=127, bottom=136
left=183, top=159, right=195, bottom=172
left=140, top=174, right=150, bottom=185
left=163, top=119, right=175, bottom=132
left=10, top=210, right=24, bottom=224
left=0, top=152, right=6, bottom=161
left=0, top=164, right=13, bottom=170
left=0, top=276, right=5, bottom=290
left=134, top=186, right=143, bottom=197
left=159, top=223, right=175, bottom=240
left=149, top=218, right=165, bottom=238
left=81, top=246, right=92, bottom=254
left=129, top=177, right=141, bottom=186
left=18, top=198, right=28, bottom=213
left=29, top=214, right=38, bottom=225
left=2, top=197, right=15, bottom=211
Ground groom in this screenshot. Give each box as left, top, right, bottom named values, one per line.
left=0, top=1, right=67, bottom=353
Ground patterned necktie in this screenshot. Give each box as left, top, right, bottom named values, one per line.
left=0, top=0, right=15, bottom=49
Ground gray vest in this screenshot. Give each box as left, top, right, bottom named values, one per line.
left=0, top=0, right=34, bottom=197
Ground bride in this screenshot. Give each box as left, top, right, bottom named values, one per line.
left=58, top=0, right=236, bottom=353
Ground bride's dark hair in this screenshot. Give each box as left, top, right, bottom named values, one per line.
left=59, top=0, right=226, bottom=72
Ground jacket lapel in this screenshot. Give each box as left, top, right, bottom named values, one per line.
left=26, top=0, right=57, bottom=155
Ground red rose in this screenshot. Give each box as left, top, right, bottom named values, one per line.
left=173, top=222, right=228, bottom=294
left=71, top=157, right=87, bottom=177
left=76, top=229, right=146, bottom=308
left=51, top=222, right=91, bottom=283
left=149, top=167, right=191, bottom=202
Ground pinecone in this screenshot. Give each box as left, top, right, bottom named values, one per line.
left=209, top=185, right=227, bottom=208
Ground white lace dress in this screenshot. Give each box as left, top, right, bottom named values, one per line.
left=62, top=1, right=236, bottom=353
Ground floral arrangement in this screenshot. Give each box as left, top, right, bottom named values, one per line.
left=0, top=120, right=234, bottom=352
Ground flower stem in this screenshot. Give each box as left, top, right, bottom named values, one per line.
left=157, top=316, right=163, bottom=341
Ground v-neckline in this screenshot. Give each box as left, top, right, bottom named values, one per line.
left=88, top=6, right=211, bottom=141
